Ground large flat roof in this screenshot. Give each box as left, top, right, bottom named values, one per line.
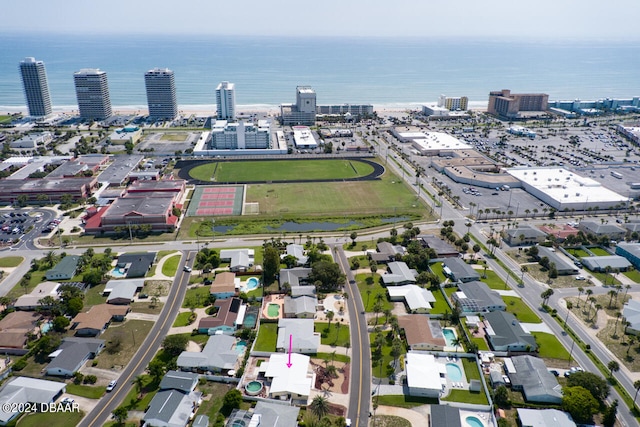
left=405, top=352, right=445, bottom=391
left=397, top=131, right=471, bottom=151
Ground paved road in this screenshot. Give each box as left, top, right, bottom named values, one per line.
left=78, top=251, right=194, bottom=427
left=332, top=244, right=371, bottom=427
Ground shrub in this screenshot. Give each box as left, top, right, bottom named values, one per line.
left=12, top=359, right=27, bottom=371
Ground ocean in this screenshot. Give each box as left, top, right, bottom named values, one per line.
left=1, top=33, right=640, bottom=111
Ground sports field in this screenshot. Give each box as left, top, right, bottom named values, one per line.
left=246, top=174, right=424, bottom=216
left=189, top=159, right=375, bottom=182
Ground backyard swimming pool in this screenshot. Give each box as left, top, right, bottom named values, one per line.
left=245, top=277, right=259, bottom=290
left=446, top=363, right=464, bottom=382
left=267, top=303, right=280, bottom=317
left=465, top=416, right=484, bottom=427
left=243, top=313, right=257, bottom=328
left=110, top=267, right=126, bottom=278
left=235, top=340, right=247, bottom=354
left=443, top=328, right=458, bottom=347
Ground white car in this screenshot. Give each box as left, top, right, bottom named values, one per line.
left=183, top=266, right=192, bottom=273
left=61, top=397, right=75, bottom=405
left=575, top=275, right=585, bottom=281
left=106, top=380, right=117, bottom=392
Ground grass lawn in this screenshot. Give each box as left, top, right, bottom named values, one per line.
left=480, top=269, right=509, bottom=290
left=0, top=256, right=23, bottom=267
left=161, top=254, right=181, bottom=277
left=183, top=286, right=211, bottom=308
left=85, top=284, right=106, bottom=307
left=245, top=170, right=425, bottom=217
left=196, top=381, right=249, bottom=422
left=370, top=415, right=411, bottom=427
left=315, top=352, right=350, bottom=363
left=589, top=247, right=611, bottom=256
left=472, top=337, right=489, bottom=351
left=624, top=269, right=640, bottom=282
left=462, top=358, right=482, bottom=381
left=160, top=133, right=188, bottom=142
left=356, top=273, right=392, bottom=313
left=527, top=264, right=592, bottom=289
left=121, top=375, right=158, bottom=411
left=94, top=320, right=154, bottom=369
left=315, top=322, right=350, bottom=347
left=429, top=263, right=447, bottom=283
left=370, top=332, right=394, bottom=379
left=532, top=332, right=571, bottom=360
left=254, top=322, right=278, bottom=352
left=173, top=311, right=195, bottom=327
left=565, top=248, right=591, bottom=258
left=6, top=270, right=46, bottom=300
left=442, top=389, right=488, bottom=405
left=431, top=289, right=451, bottom=315
left=503, top=296, right=541, bottom=323
left=0, top=115, right=15, bottom=124
left=374, top=395, right=436, bottom=408
left=129, top=301, right=164, bottom=315
left=17, top=411, right=84, bottom=427
left=66, top=383, right=106, bottom=399
left=190, top=159, right=375, bottom=182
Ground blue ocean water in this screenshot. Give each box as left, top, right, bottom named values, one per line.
left=1, top=33, right=639, bottom=110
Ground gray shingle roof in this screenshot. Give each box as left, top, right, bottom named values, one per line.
left=509, top=356, right=562, bottom=403
left=484, top=311, right=537, bottom=350
left=455, top=281, right=506, bottom=312
left=177, top=334, right=239, bottom=371
left=46, top=337, right=104, bottom=374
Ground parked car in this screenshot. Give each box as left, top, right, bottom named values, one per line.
left=183, top=266, right=192, bottom=273
left=106, top=380, right=117, bottom=392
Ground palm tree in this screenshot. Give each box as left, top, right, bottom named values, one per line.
left=326, top=310, right=335, bottom=330
left=577, top=287, right=584, bottom=308
left=633, top=380, right=640, bottom=406
left=564, top=301, right=573, bottom=326
left=614, top=311, right=622, bottom=336
left=608, top=360, right=620, bottom=378
left=585, top=289, right=594, bottom=313
left=132, top=375, right=145, bottom=399
left=593, top=303, right=602, bottom=322
left=608, top=290, right=617, bottom=309
left=309, top=395, right=330, bottom=419
left=383, top=309, right=392, bottom=326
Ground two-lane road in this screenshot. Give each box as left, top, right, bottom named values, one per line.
left=79, top=251, right=195, bottom=427
left=333, top=245, right=371, bottom=427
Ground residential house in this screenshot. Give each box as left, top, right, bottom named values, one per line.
left=290, top=285, right=316, bottom=297
left=279, top=267, right=312, bottom=292
left=453, top=281, right=507, bottom=313
left=578, top=221, right=626, bottom=241
left=283, top=295, right=318, bottom=318
left=443, top=258, right=480, bottom=283
left=617, top=242, right=640, bottom=270
left=114, top=252, right=156, bottom=278
left=104, top=278, right=145, bottom=304
left=381, top=261, right=417, bottom=285
left=484, top=311, right=538, bottom=352
left=45, top=337, right=104, bottom=377
left=517, top=408, right=576, bottom=427
left=71, top=304, right=129, bottom=336
left=0, top=377, right=66, bottom=426
left=44, top=255, right=80, bottom=280
left=387, top=285, right=435, bottom=313
left=0, top=311, right=42, bottom=354
left=405, top=352, right=446, bottom=398
left=209, top=272, right=237, bottom=300
left=418, top=235, right=459, bottom=258
left=263, top=353, right=314, bottom=404
left=369, top=241, right=405, bottom=264
left=219, top=249, right=254, bottom=272
left=538, top=224, right=579, bottom=243
left=197, top=298, right=245, bottom=335
left=283, top=244, right=308, bottom=266
left=506, top=356, right=562, bottom=404
left=177, top=334, right=240, bottom=374
left=276, top=318, right=320, bottom=354
left=143, top=371, right=202, bottom=427
left=398, top=315, right=446, bottom=351
left=430, top=405, right=462, bottom=427
left=504, top=226, right=547, bottom=246
left=227, top=402, right=300, bottom=427
left=536, top=246, right=578, bottom=275
left=13, top=281, right=60, bottom=311
left=580, top=255, right=631, bottom=272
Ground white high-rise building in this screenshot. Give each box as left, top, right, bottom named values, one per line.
left=281, top=86, right=317, bottom=125
left=73, top=69, right=112, bottom=120
left=216, top=81, right=236, bottom=120
left=145, top=68, right=178, bottom=120
left=19, top=57, right=52, bottom=118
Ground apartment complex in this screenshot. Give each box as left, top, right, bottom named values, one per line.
left=317, top=104, right=374, bottom=116
left=438, top=94, right=468, bottom=111
left=145, top=68, right=178, bottom=120
left=216, top=81, right=236, bottom=120
left=488, top=89, right=548, bottom=119
left=73, top=69, right=112, bottom=120
left=281, top=86, right=317, bottom=125
left=19, top=57, right=52, bottom=117
left=209, top=120, right=271, bottom=150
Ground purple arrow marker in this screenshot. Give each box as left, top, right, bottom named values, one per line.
left=287, top=334, right=293, bottom=368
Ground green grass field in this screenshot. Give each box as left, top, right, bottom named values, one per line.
left=17, top=411, right=84, bottom=427
left=533, top=332, right=571, bottom=360
left=254, top=322, right=278, bottom=352
left=589, top=247, right=611, bottom=256
left=161, top=254, right=181, bottom=277
left=160, top=133, right=188, bottom=142
left=356, top=273, right=392, bottom=313
left=315, top=322, right=350, bottom=347
left=190, top=159, right=375, bottom=182
left=503, top=296, right=542, bottom=323
left=0, top=256, right=23, bottom=267
left=247, top=173, right=424, bottom=217
left=0, top=115, right=14, bottom=124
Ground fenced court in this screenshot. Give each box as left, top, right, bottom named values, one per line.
left=187, top=185, right=244, bottom=216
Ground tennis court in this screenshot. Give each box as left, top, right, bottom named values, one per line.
left=187, top=185, right=244, bottom=216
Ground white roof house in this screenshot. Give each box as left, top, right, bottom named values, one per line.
left=387, top=285, right=435, bottom=313
left=264, top=353, right=314, bottom=402
left=14, top=281, right=60, bottom=310
left=517, top=408, right=576, bottom=427
left=405, top=352, right=446, bottom=398
left=104, top=278, right=145, bottom=304
left=220, top=249, right=254, bottom=272
left=276, top=319, right=320, bottom=354
left=176, top=334, right=239, bottom=373
left=381, top=261, right=417, bottom=285
left=283, top=244, right=308, bottom=266
left=0, top=377, right=66, bottom=425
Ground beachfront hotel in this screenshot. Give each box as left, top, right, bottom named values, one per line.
left=144, top=68, right=178, bottom=120
left=216, top=81, right=236, bottom=121
left=73, top=69, right=112, bottom=120
left=19, top=57, right=52, bottom=118
left=487, top=89, right=548, bottom=120
left=281, top=86, right=317, bottom=126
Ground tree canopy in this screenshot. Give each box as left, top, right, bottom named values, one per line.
left=566, top=371, right=610, bottom=402
left=162, top=334, right=189, bottom=357
left=562, top=386, right=599, bottom=424
left=263, top=245, right=280, bottom=285
left=309, top=260, right=345, bottom=293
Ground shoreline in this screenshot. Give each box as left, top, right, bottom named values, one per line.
left=1, top=101, right=489, bottom=117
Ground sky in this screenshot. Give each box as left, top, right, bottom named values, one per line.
left=3, top=0, right=640, bottom=39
